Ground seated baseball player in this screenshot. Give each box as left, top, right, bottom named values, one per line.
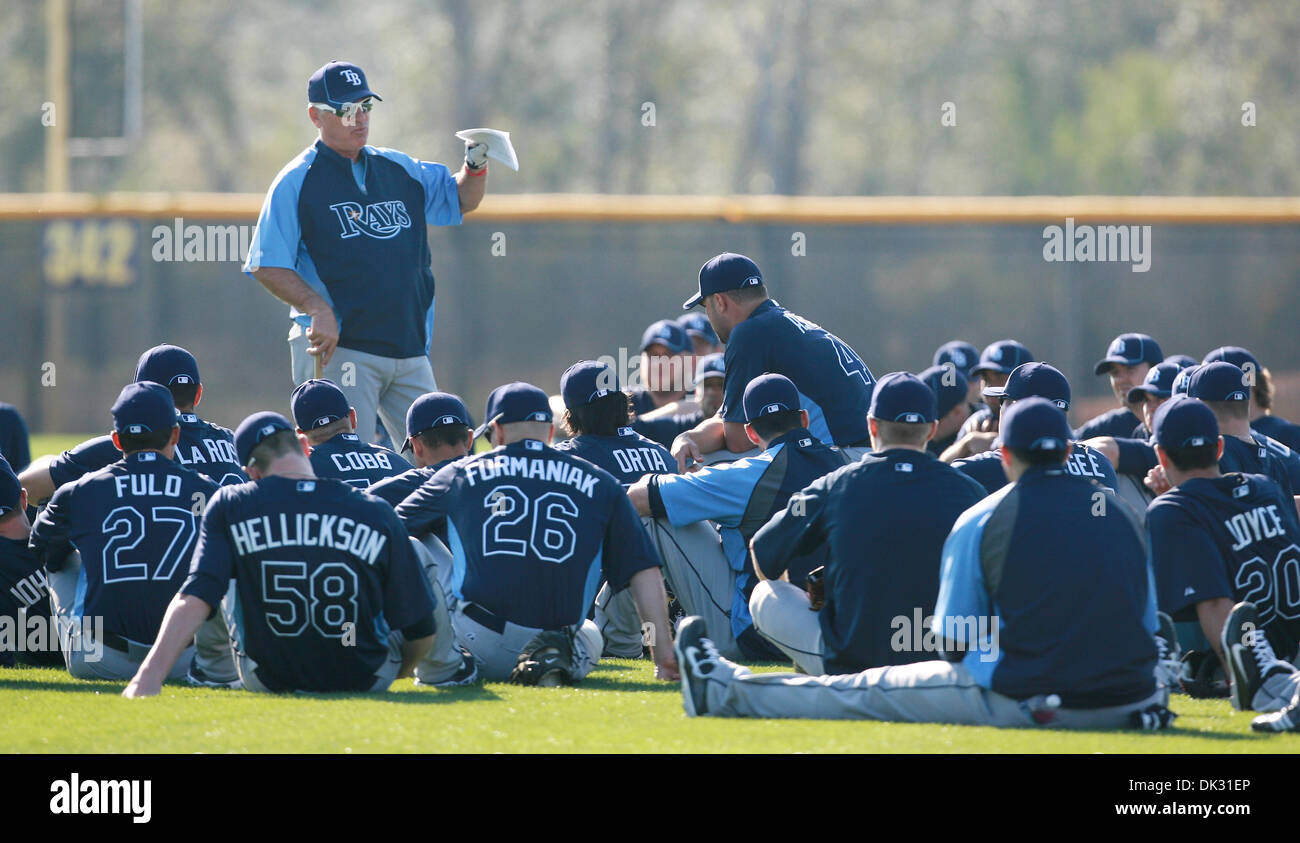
left=635, top=352, right=725, bottom=450
left=678, top=311, right=724, bottom=359
left=552, top=360, right=679, bottom=658
left=672, top=253, right=876, bottom=468
left=628, top=319, right=693, bottom=421
left=747, top=373, right=986, bottom=675
left=931, top=340, right=983, bottom=412
left=30, top=383, right=219, bottom=682
left=1203, top=345, right=1300, bottom=452
left=1075, top=333, right=1164, bottom=440
left=951, top=363, right=1117, bottom=495
left=292, top=379, right=412, bottom=489
left=0, top=456, right=57, bottom=668
left=395, top=382, right=679, bottom=685
left=124, top=412, right=437, bottom=696
left=19, top=343, right=245, bottom=503
left=368, top=392, right=474, bottom=509
left=918, top=364, right=972, bottom=458
left=674, top=398, right=1172, bottom=730
left=1143, top=397, right=1300, bottom=718
left=628, top=374, right=849, bottom=662
left=941, top=339, right=1034, bottom=461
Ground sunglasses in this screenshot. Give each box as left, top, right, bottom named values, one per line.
left=310, top=98, right=376, bottom=122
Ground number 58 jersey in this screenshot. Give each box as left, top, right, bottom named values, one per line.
left=181, top=476, right=434, bottom=692
left=396, top=439, right=661, bottom=630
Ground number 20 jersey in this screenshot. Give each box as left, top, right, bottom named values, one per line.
left=181, top=475, right=433, bottom=692
left=395, top=439, right=661, bottom=630
left=1146, top=472, right=1300, bottom=660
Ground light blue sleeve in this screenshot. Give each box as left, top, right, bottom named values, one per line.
left=932, top=500, right=995, bottom=635
left=243, top=148, right=314, bottom=275
left=655, top=450, right=775, bottom=529
left=370, top=147, right=463, bottom=226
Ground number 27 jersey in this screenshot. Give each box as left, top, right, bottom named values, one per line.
left=395, top=439, right=660, bottom=630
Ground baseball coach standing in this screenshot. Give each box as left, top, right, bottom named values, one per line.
left=245, top=60, right=489, bottom=445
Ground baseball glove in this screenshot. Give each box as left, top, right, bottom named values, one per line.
left=1179, top=649, right=1230, bottom=699
left=510, top=629, right=577, bottom=686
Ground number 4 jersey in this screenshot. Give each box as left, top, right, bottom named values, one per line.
left=1146, top=472, right=1300, bottom=661
left=30, top=452, right=220, bottom=645
left=180, top=475, right=434, bottom=692
left=395, top=439, right=661, bottom=630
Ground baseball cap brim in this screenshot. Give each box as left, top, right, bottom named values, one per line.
left=971, top=363, right=1012, bottom=377
left=682, top=292, right=704, bottom=310
left=1094, top=356, right=1139, bottom=376
left=472, top=413, right=504, bottom=442
left=1126, top=384, right=1169, bottom=403
left=981, top=385, right=1007, bottom=398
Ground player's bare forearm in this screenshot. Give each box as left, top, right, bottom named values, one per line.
left=398, top=634, right=435, bottom=679
left=455, top=165, right=487, bottom=213
left=123, top=594, right=211, bottom=698
left=672, top=416, right=725, bottom=472
left=628, top=567, right=680, bottom=681
left=641, top=398, right=698, bottom=421
left=626, top=479, right=652, bottom=516
left=251, top=266, right=340, bottom=365
left=1196, top=597, right=1236, bottom=679
left=1082, top=436, right=1119, bottom=466
left=17, top=458, right=55, bottom=505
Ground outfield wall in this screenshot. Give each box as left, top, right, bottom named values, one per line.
left=2, top=194, right=1298, bottom=433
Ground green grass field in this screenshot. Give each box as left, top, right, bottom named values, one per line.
left=2, top=659, right=1296, bottom=753
left=14, top=434, right=1299, bottom=753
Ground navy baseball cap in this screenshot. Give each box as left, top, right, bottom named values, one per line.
left=1126, top=361, right=1185, bottom=403
left=1164, top=354, right=1198, bottom=370
left=290, top=379, right=350, bottom=431
left=1154, top=397, right=1220, bottom=450
left=111, top=382, right=178, bottom=435
left=0, top=456, right=21, bottom=517
left=235, top=411, right=296, bottom=466
left=677, top=312, right=720, bottom=346
left=1203, top=346, right=1262, bottom=376
left=970, top=340, right=1034, bottom=377
left=1171, top=364, right=1199, bottom=396
left=1000, top=396, right=1072, bottom=453
left=561, top=360, right=620, bottom=409
left=640, top=319, right=691, bottom=354
left=683, top=252, right=763, bottom=310
left=475, top=382, right=553, bottom=439
left=307, top=61, right=382, bottom=108
left=695, top=352, right=725, bottom=381
left=919, top=365, right=969, bottom=420
left=933, top=341, right=980, bottom=378
left=134, top=344, right=200, bottom=389
left=1188, top=361, right=1251, bottom=403
left=743, top=374, right=800, bottom=422
left=1094, top=333, right=1163, bottom=376
left=985, top=362, right=1071, bottom=410
left=869, top=372, right=937, bottom=424
left=404, top=392, right=471, bottom=453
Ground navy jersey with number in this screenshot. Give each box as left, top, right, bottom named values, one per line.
left=953, top=441, right=1118, bottom=496
left=395, top=439, right=660, bottom=630
left=553, top=427, right=676, bottom=487
left=648, top=428, right=849, bottom=658
left=1146, top=472, right=1300, bottom=660
left=45, top=414, right=245, bottom=493
left=0, top=403, right=31, bottom=471
left=30, top=452, right=219, bottom=645
left=181, top=475, right=434, bottom=692
left=0, top=537, right=49, bottom=667
left=1074, top=407, right=1141, bottom=441
left=721, top=301, right=874, bottom=446
left=1114, top=432, right=1299, bottom=498
left=752, top=449, right=986, bottom=674
left=309, top=432, right=411, bottom=489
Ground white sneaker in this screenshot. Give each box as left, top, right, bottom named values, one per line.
left=674, top=616, right=747, bottom=716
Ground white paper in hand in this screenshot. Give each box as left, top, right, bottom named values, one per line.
left=454, top=128, right=519, bottom=171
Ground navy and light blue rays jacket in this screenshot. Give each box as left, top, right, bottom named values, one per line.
left=243, top=140, right=462, bottom=359
left=720, top=301, right=874, bottom=447
left=647, top=428, right=848, bottom=658
left=934, top=465, right=1157, bottom=708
